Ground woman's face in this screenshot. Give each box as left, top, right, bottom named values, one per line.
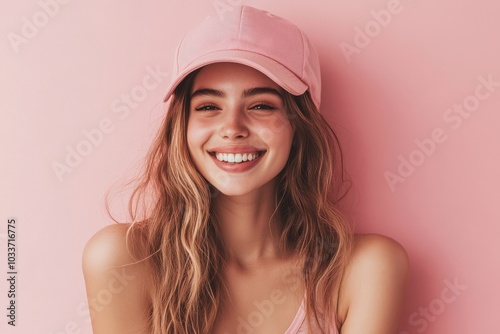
left=187, top=62, right=294, bottom=197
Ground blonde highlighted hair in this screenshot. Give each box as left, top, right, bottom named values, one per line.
left=112, top=70, right=354, bottom=333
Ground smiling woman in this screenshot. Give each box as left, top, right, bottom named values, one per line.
left=187, top=63, right=294, bottom=197
left=82, top=5, right=409, bottom=334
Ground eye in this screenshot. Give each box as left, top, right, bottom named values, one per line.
left=250, top=103, right=276, bottom=110
left=194, top=104, right=219, bottom=111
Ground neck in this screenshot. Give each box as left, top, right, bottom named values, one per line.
left=213, top=181, right=285, bottom=270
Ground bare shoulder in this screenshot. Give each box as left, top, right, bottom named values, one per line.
left=350, top=233, right=409, bottom=270
left=83, top=223, right=137, bottom=270
left=82, top=223, right=151, bottom=334
left=340, top=233, right=409, bottom=302
left=337, top=234, right=410, bottom=333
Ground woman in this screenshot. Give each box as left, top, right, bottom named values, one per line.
left=82, top=5, right=409, bottom=334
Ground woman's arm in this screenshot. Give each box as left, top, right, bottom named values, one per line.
left=338, top=234, right=410, bottom=334
left=82, top=224, right=151, bottom=334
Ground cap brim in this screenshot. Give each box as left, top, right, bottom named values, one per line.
left=162, top=50, right=307, bottom=102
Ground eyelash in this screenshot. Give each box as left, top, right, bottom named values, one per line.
left=252, top=103, right=276, bottom=110
left=194, top=104, right=218, bottom=111
left=194, top=103, right=276, bottom=111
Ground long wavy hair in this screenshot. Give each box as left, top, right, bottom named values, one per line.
left=114, top=69, right=354, bottom=333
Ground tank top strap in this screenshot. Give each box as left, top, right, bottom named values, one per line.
left=283, top=291, right=340, bottom=334
left=283, top=292, right=306, bottom=334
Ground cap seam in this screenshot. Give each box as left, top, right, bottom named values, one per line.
left=174, top=34, right=188, bottom=74
left=298, top=27, right=307, bottom=80
left=237, top=5, right=244, bottom=40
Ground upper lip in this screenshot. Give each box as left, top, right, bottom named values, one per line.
left=208, top=146, right=266, bottom=154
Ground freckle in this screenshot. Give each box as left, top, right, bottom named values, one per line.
left=273, top=119, right=284, bottom=131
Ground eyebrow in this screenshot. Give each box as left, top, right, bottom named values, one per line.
left=191, top=88, right=225, bottom=98
left=244, top=87, right=283, bottom=98
left=191, top=87, right=283, bottom=99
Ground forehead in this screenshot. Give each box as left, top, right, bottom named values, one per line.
left=191, top=62, right=282, bottom=91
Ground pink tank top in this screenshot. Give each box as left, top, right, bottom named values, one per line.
left=283, top=296, right=339, bottom=334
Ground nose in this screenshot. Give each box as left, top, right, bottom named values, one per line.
left=219, top=107, right=249, bottom=139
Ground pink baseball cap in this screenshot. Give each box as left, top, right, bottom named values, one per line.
left=162, top=5, right=322, bottom=109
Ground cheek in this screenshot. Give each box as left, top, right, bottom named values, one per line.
left=187, top=119, right=213, bottom=155
left=256, top=115, right=294, bottom=147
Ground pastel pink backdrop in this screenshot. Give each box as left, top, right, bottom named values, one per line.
left=1, top=0, right=499, bottom=333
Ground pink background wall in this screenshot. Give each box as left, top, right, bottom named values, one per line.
left=2, top=0, right=499, bottom=333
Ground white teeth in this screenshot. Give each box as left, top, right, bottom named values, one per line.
left=214, top=152, right=260, bottom=163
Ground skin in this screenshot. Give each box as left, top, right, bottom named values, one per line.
left=187, top=63, right=294, bottom=266
left=82, top=63, right=409, bottom=334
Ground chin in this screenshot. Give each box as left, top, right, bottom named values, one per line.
left=211, top=185, right=257, bottom=198
left=209, top=178, right=277, bottom=199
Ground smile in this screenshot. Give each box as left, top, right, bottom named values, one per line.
left=212, top=152, right=263, bottom=164
left=208, top=151, right=266, bottom=164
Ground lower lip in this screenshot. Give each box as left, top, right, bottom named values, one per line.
left=210, top=152, right=264, bottom=173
